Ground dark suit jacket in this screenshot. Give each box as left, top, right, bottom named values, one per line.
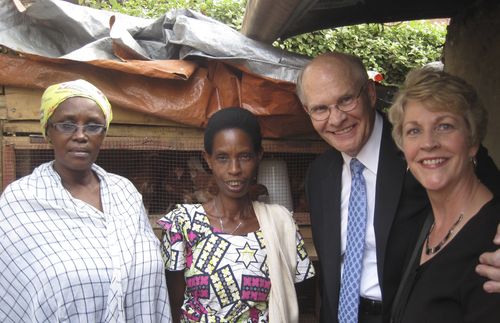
left=305, top=114, right=500, bottom=323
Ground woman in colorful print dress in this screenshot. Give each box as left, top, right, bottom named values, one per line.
left=158, top=107, right=315, bottom=323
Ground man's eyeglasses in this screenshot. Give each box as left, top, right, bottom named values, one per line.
left=51, top=122, right=107, bottom=135
left=307, top=81, right=368, bottom=121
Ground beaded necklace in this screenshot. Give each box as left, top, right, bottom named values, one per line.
left=425, top=212, right=464, bottom=255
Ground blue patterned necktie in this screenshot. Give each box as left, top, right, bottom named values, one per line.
left=338, top=158, right=368, bottom=323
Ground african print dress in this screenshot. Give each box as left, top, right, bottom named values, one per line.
left=158, top=204, right=314, bottom=322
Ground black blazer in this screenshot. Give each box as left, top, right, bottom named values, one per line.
left=305, top=114, right=500, bottom=323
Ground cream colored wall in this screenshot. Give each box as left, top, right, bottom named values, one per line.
left=444, top=2, right=500, bottom=165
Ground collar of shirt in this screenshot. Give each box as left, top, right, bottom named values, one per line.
left=341, top=112, right=383, bottom=175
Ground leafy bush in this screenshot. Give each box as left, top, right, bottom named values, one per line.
left=82, top=0, right=245, bottom=29
left=81, top=0, right=446, bottom=85
left=276, top=22, right=446, bottom=85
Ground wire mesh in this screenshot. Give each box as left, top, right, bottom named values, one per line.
left=7, top=139, right=320, bottom=217
left=4, top=136, right=321, bottom=322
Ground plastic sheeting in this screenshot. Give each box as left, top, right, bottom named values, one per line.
left=0, top=0, right=315, bottom=137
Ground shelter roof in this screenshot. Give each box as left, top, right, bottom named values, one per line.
left=241, top=0, right=478, bottom=43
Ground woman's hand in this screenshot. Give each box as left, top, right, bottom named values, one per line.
left=476, top=223, right=500, bottom=293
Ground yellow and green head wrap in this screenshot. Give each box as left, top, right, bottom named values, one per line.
left=40, top=79, right=113, bottom=138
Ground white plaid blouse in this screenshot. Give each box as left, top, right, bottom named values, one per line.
left=0, top=162, right=171, bottom=322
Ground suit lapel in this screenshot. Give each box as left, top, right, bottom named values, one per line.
left=373, top=117, right=407, bottom=283
left=319, top=150, right=344, bottom=315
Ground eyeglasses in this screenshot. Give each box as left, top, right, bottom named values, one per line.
left=51, top=122, right=106, bottom=135
left=307, top=81, right=368, bottom=121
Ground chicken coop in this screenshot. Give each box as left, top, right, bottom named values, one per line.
left=1, top=86, right=329, bottom=245
left=0, top=83, right=329, bottom=320
left=1, top=84, right=328, bottom=318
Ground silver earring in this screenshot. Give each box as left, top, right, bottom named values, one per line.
left=472, top=156, right=477, bottom=168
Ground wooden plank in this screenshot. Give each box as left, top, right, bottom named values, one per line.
left=2, top=121, right=205, bottom=140
left=106, top=124, right=205, bottom=141
left=2, top=121, right=40, bottom=135
left=4, top=87, right=185, bottom=126
left=3, top=87, right=329, bottom=150
left=5, top=87, right=41, bottom=120
left=7, top=134, right=326, bottom=156
left=262, top=139, right=328, bottom=154
left=3, top=133, right=205, bottom=151
left=293, top=212, right=311, bottom=225
left=304, top=239, right=317, bottom=261
left=2, top=144, right=15, bottom=191
left=0, top=121, right=3, bottom=187
left=299, top=226, right=313, bottom=239
left=3, top=86, right=329, bottom=153
left=1, top=121, right=328, bottom=154
left=0, top=95, right=6, bottom=120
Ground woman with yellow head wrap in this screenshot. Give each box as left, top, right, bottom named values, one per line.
left=40, top=79, right=113, bottom=138
left=0, top=79, right=172, bottom=322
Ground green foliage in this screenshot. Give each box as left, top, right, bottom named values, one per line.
left=275, top=22, right=446, bottom=85
left=81, top=0, right=446, bottom=85
left=81, top=0, right=245, bottom=29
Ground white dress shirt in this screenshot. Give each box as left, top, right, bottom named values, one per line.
left=340, top=112, right=383, bottom=300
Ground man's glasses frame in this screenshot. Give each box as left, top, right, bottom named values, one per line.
left=307, top=80, right=369, bottom=121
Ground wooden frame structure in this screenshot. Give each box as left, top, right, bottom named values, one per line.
left=0, top=85, right=328, bottom=259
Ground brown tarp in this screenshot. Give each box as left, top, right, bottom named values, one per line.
left=0, top=51, right=314, bottom=138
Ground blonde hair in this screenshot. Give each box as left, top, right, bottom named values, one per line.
left=388, top=67, right=487, bottom=149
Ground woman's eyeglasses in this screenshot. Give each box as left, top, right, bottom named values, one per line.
left=307, top=81, right=368, bottom=121
left=51, top=122, right=106, bottom=135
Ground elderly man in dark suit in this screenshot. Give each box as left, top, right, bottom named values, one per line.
left=296, top=52, right=500, bottom=323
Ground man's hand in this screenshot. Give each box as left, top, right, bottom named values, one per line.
left=476, top=223, right=500, bottom=293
